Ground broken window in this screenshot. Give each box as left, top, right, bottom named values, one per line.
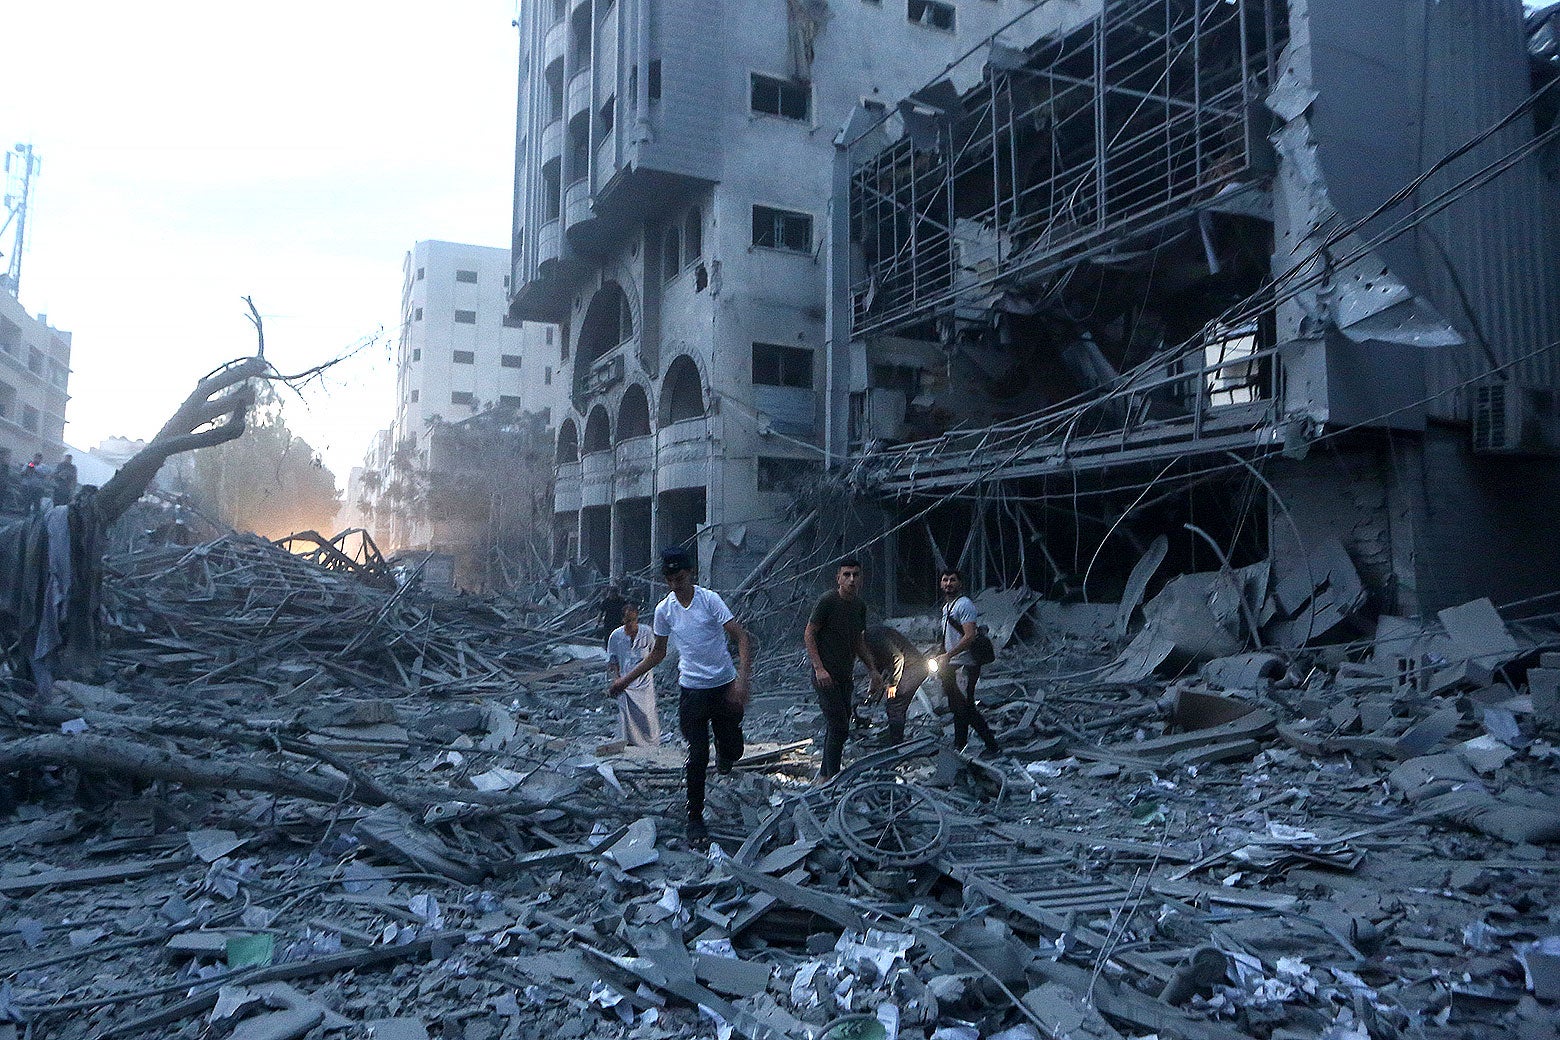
left=416, top=267, right=425, bottom=281
left=750, top=73, right=810, bottom=121
left=454, top=310, right=477, bottom=325
left=414, top=307, right=423, bottom=321
left=757, top=456, right=820, bottom=491
left=451, top=391, right=474, bottom=406
left=412, top=348, right=421, bottom=362
left=599, top=95, right=615, bottom=136
left=907, top=0, right=955, bottom=30
left=751, top=205, right=812, bottom=253
left=455, top=270, right=478, bottom=284
left=453, top=350, right=475, bottom=364
left=501, top=354, right=523, bottom=369
left=1203, top=324, right=1262, bottom=407
left=752, top=342, right=814, bottom=388
left=409, top=389, right=419, bottom=402
left=500, top=394, right=523, bottom=408
left=22, top=404, right=39, bottom=432
left=648, top=60, right=661, bottom=100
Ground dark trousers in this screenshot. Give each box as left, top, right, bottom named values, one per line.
left=679, top=682, right=744, bottom=820
left=885, top=664, right=928, bottom=733
left=941, top=665, right=999, bottom=752
left=814, top=674, right=854, bottom=779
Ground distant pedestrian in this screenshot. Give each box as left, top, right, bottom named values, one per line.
left=51, top=454, right=77, bottom=505
left=932, top=568, right=1001, bottom=755
left=19, top=455, right=47, bottom=514
left=606, top=603, right=659, bottom=748
left=865, top=623, right=928, bottom=745
left=596, top=584, right=627, bottom=646
left=609, top=547, right=751, bottom=844
left=803, top=558, right=883, bottom=780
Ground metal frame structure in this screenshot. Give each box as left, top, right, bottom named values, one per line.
left=849, top=0, right=1284, bottom=338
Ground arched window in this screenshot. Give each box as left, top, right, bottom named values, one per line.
left=659, top=355, right=705, bottom=427
left=576, top=282, right=634, bottom=370
left=583, top=405, right=612, bottom=453
left=662, top=225, right=681, bottom=283
left=556, top=420, right=579, bottom=463
left=682, top=207, right=702, bottom=267
left=617, top=385, right=651, bottom=439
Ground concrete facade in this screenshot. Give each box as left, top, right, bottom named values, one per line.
left=508, top=0, right=1017, bottom=588
left=0, top=291, right=70, bottom=466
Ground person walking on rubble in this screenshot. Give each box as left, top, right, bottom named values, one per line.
left=19, top=454, right=48, bottom=515
left=595, top=583, right=627, bottom=647
left=51, top=454, right=77, bottom=505
left=608, top=546, right=751, bottom=844
left=865, top=623, right=928, bottom=746
left=606, top=603, right=660, bottom=748
left=933, top=568, right=1002, bottom=755
left=804, top=558, right=883, bottom=780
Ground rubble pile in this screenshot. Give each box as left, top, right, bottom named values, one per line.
left=101, top=533, right=565, bottom=698
left=0, top=541, right=1557, bottom=1040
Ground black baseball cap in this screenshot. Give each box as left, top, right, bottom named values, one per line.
left=661, top=546, right=694, bottom=574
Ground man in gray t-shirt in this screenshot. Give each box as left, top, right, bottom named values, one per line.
left=931, top=568, right=1000, bottom=754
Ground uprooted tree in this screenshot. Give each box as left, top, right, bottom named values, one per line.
left=0, top=353, right=268, bottom=688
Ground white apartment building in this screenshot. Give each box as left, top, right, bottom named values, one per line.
left=378, top=239, right=561, bottom=552
left=507, top=0, right=1016, bottom=586
left=0, top=291, right=70, bottom=466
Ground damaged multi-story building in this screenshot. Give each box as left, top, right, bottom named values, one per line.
left=832, top=0, right=1560, bottom=627
left=506, top=0, right=1021, bottom=587
left=0, top=292, right=70, bottom=466
left=358, top=240, right=561, bottom=588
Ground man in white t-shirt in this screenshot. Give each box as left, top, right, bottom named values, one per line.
left=931, top=567, right=1000, bottom=755
left=609, top=546, right=751, bottom=844
left=606, top=603, right=659, bottom=748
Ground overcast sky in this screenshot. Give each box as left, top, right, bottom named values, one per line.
left=1, top=1, right=521, bottom=480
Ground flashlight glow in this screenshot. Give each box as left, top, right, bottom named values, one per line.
left=927, top=657, right=939, bottom=673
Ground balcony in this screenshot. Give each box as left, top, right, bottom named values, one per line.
left=594, top=130, right=618, bottom=192
left=567, top=68, right=592, bottom=121
left=564, top=179, right=592, bottom=228
left=581, top=450, right=613, bottom=507
left=540, top=118, right=563, bottom=165
left=615, top=434, right=654, bottom=498
left=657, top=418, right=713, bottom=491
left=543, top=20, right=567, bottom=69
left=537, top=219, right=562, bottom=267
left=554, top=460, right=582, bottom=513
left=564, top=177, right=613, bottom=256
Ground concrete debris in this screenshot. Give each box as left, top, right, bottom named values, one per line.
left=0, top=534, right=1556, bottom=1040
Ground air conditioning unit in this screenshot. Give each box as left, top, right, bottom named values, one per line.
left=588, top=355, right=624, bottom=394
left=1472, top=384, right=1560, bottom=454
